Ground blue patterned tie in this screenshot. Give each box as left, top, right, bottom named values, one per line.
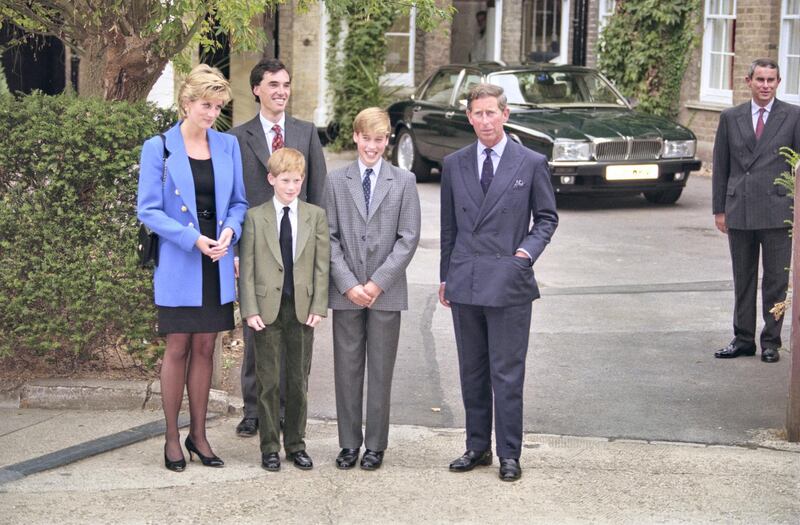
left=481, top=148, right=494, bottom=194
left=363, top=168, right=373, bottom=214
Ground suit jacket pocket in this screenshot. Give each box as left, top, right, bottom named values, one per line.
left=255, top=283, right=268, bottom=296
left=476, top=255, right=539, bottom=306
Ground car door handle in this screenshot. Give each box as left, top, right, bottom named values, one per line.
left=445, top=111, right=455, bottom=119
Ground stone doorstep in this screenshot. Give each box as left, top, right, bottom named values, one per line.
left=17, top=379, right=242, bottom=415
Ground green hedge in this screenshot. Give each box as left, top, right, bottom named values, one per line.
left=0, top=93, right=175, bottom=366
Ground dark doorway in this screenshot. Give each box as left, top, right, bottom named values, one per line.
left=1, top=23, right=65, bottom=95
left=199, top=17, right=233, bottom=130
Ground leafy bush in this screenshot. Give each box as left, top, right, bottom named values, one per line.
left=326, top=4, right=397, bottom=149
left=598, top=0, right=700, bottom=118
left=0, top=92, right=175, bottom=366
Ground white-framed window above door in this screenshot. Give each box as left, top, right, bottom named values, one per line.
left=598, top=0, right=616, bottom=32
left=700, top=0, right=737, bottom=105
left=383, top=8, right=416, bottom=87
left=779, top=0, right=800, bottom=104
left=522, top=0, right=571, bottom=64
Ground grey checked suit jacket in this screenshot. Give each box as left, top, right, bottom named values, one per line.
left=325, top=161, right=421, bottom=311
left=228, top=114, right=327, bottom=208
left=440, top=138, right=558, bottom=307
left=712, top=99, right=800, bottom=230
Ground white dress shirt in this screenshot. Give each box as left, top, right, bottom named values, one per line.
left=476, top=133, right=508, bottom=181
left=358, top=158, right=381, bottom=202
left=260, top=113, right=286, bottom=154
left=751, top=98, right=774, bottom=131
left=273, top=196, right=298, bottom=259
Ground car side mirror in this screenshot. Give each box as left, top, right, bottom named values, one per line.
left=410, top=94, right=416, bottom=101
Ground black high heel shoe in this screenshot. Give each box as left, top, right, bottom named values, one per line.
left=164, top=444, right=186, bottom=472
left=185, top=435, right=224, bottom=467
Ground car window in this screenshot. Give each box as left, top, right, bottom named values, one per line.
left=489, top=70, right=627, bottom=107
left=455, top=72, right=483, bottom=108
left=421, top=69, right=461, bottom=105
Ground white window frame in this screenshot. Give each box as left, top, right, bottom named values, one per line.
left=778, top=0, right=800, bottom=105
left=382, top=8, right=416, bottom=87
left=598, top=0, right=616, bottom=33
left=700, top=0, right=737, bottom=105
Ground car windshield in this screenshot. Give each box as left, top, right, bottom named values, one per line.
left=487, top=70, right=627, bottom=108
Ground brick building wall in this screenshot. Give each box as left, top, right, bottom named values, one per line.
left=585, top=0, right=601, bottom=69
left=502, top=0, right=524, bottom=63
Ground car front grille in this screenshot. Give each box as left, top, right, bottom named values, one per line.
left=594, top=139, right=662, bottom=161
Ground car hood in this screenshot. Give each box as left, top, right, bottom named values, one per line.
left=507, top=108, right=696, bottom=142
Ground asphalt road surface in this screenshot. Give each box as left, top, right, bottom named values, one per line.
left=307, top=173, right=791, bottom=445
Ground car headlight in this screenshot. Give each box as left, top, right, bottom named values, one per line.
left=552, top=140, right=593, bottom=161
left=662, top=140, right=696, bottom=159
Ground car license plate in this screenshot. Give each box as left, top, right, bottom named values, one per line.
left=605, top=164, right=659, bottom=181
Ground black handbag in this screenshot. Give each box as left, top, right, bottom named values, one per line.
left=137, top=134, right=169, bottom=268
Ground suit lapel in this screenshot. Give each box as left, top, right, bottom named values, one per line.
left=459, top=143, right=485, bottom=210
left=735, top=103, right=756, bottom=154
left=753, top=100, right=787, bottom=159
left=476, top=139, right=523, bottom=226
left=367, top=162, right=394, bottom=220
left=244, top=116, right=270, bottom=171
left=208, top=129, right=232, bottom=222
left=295, top=201, right=312, bottom=261
left=261, top=205, right=284, bottom=267
left=164, top=124, right=198, bottom=222
left=345, top=163, right=368, bottom=221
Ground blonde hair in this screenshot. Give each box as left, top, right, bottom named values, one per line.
left=268, top=148, right=306, bottom=178
left=353, top=107, right=391, bottom=136
left=177, top=64, right=232, bottom=119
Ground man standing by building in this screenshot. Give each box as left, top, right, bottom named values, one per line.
left=229, top=58, right=327, bottom=436
left=439, top=84, right=558, bottom=481
left=712, top=58, right=800, bottom=364
left=468, top=10, right=487, bottom=63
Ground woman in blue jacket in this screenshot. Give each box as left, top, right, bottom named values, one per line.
left=138, top=65, right=248, bottom=471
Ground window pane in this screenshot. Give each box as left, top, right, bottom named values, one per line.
left=388, top=15, right=410, bottom=33
left=788, top=0, right=800, bottom=16
left=786, top=57, right=800, bottom=94
left=385, top=35, right=409, bottom=74
left=712, top=19, right=726, bottom=52
left=721, top=0, right=734, bottom=16
left=422, top=71, right=458, bottom=104
left=710, top=53, right=722, bottom=88
left=456, top=74, right=483, bottom=103
left=722, top=54, right=733, bottom=90
left=790, top=19, right=800, bottom=53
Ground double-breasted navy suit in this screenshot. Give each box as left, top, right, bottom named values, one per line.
left=137, top=123, right=248, bottom=307
left=440, top=136, right=558, bottom=459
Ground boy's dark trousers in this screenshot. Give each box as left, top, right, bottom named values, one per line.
left=253, top=294, right=314, bottom=454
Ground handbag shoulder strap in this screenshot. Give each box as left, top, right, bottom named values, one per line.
left=159, top=133, right=169, bottom=188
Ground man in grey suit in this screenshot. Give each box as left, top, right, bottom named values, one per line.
left=325, top=107, right=421, bottom=470
left=439, top=83, right=558, bottom=481
left=712, top=58, right=800, bottom=364
left=229, top=58, right=327, bottom=436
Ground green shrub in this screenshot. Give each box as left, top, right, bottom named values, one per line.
left=598, top=0, right=700, bottom=118
left=0, top=92, right=175, bottom=366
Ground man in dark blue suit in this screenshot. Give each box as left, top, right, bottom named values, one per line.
left=439, top=83, right=558, bottom=481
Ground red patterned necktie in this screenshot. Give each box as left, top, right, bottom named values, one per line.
left=272, top=124, right=284, bottom=151
left=755, top=108, right=765, bottom=140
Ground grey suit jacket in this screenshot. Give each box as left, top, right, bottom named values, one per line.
left=228, top=114, right=327, bottom=207
left=325, top=161, right=421, bottom=311
left=440, top=138, right=558, bottom=307
left=712, top=99, right=800, bottom=230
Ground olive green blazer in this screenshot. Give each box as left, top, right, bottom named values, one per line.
left=239, top=200, right=329, bottom=324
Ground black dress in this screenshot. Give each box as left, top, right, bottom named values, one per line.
left=157, top=157, right=235, bottom=334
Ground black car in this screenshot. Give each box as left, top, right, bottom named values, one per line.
left=387, top=63, right=701, bottom=204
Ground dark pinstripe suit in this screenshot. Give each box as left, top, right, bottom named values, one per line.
left=712, top=98, right=800, bottom=350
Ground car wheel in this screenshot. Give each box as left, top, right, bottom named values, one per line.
left=393, top=128, right=432, bottom=180
left=643, top=188, right=683, bottom=205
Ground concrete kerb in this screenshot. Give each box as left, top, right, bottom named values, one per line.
left=13, top=379, right=242, bottom=415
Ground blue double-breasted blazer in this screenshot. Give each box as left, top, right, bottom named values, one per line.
left=137, top=123, right=249, bottom=307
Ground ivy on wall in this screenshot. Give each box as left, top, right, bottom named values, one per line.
left=598, top=0, right=701, bottom=118
left=326, top=4, right=397, bottom=149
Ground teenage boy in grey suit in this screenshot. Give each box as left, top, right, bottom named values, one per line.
left=325, top=107, right=421, bottom=471
left=229, top=58, right=327, bottom=437
left=712, top=58, right=800, bottom=364
left=439, top=83, right=558, bottom=482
